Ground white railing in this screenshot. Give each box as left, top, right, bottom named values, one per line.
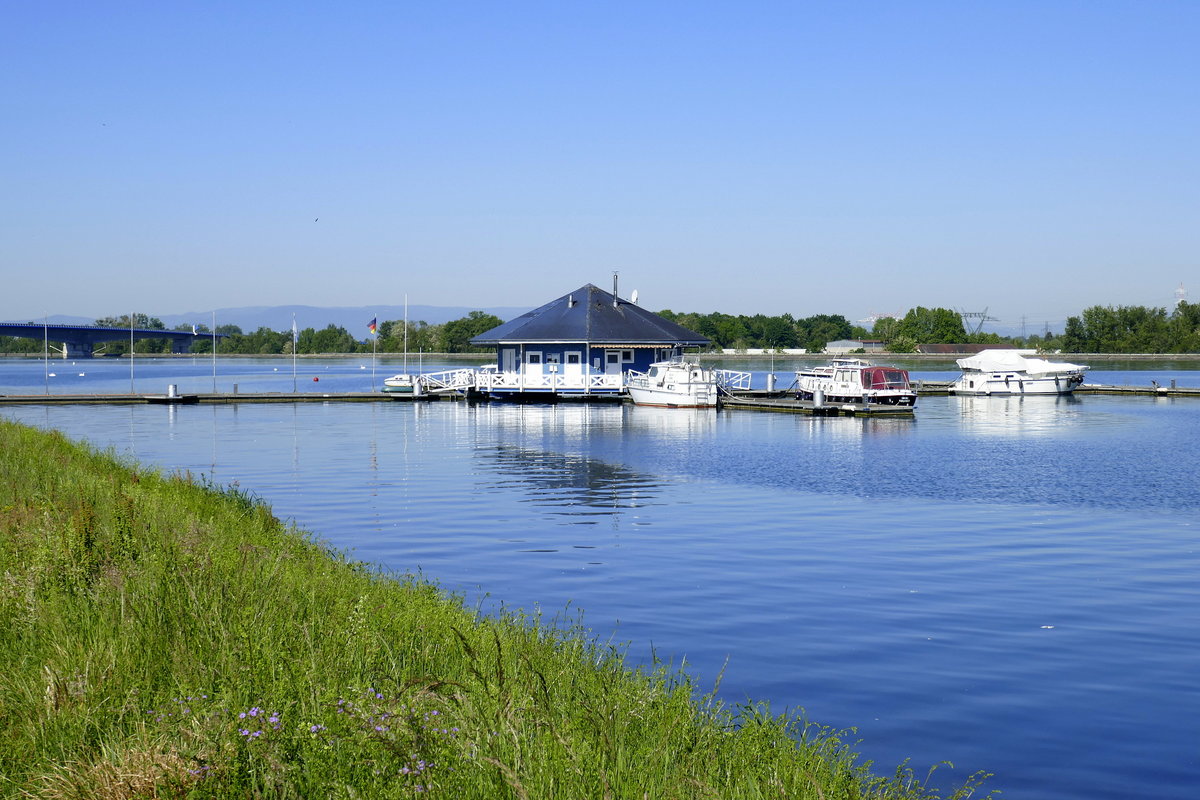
left=714, top=369, right=752, bottom=392
left=474, top=371, right=624, bottom=393
left=418, top=368, right=479, bottom=392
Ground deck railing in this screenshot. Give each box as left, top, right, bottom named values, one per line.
left=403, top=368, right=737, bottom=396
left=474, top=371, right=624, bottom=393
left=714, top=369, right=752, bottom=392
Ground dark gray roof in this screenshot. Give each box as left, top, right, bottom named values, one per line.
left=471, top=284, right=709, bottom=346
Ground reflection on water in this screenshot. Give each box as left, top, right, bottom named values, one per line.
left=953, top=394, right=1087, bottom=436
left=623, top=405, right=718, bottom=438
left=477, top=444, right=664, bottom=526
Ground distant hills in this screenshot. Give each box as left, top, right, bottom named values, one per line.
left=6, top=304, right=532, bottom=334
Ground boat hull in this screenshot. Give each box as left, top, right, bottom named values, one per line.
left=950, top=372, right=1085, bottom=395
left=624, top=361, right=718, bottom=408
left=626, top=386, right=717, bottom=408
left=795, top=360, right=917, bottom=406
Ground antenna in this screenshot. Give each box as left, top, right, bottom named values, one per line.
left=956, top=307, right=999, bottom=336
left=1176, top=282, right=1188, bottom=306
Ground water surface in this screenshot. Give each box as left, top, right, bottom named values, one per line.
left=3, top=358, right=1199, bottom=799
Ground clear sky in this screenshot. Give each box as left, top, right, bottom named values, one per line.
left=2, top=1, right=1196, bottom=330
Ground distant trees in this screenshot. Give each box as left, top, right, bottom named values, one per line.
left=94, top=313, right=169, bottom=354
left=147, top=312, right=508, bottom=356
left=8, top=302, right=1197, bottom=357
left=656, top=310, right=863, bottom=353
left=438, top=311, right=504, bottom=353
left=0, top=335, right=42, bottom=354
left=1060, top=303, right=1200, bottom=354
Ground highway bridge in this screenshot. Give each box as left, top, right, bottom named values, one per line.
left=0, top=322, right=226, bottom=358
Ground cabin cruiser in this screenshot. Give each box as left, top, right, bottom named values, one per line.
left=624, top=360, right=718, bottom=408
left=796, top=358, right=917, bottom=406
left=381, top=373, right=418, bottom=393
left=950, top=349, right=1088, bottom=395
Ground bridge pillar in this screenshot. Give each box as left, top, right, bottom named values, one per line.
left=62, top=340, right=94, bottom=359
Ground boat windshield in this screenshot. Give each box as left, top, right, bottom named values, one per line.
left=863, top=368, right=910, bottom=389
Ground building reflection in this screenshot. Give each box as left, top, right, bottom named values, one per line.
left=475, top=443, right=662, bottom=523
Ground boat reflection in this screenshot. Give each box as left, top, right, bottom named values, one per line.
left=953, top=393, right=1085, bottom=436
left=622, top=404, right=718, bottom=438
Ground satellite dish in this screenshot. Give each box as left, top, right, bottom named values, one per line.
left=630, top=289, right=639, bottom=305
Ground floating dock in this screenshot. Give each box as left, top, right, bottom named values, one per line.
left=2, top=383, right=1197, bottom=408
left=719, top=392, right=916, bottom=416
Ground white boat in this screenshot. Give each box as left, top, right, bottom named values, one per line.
left=381, top=296, right=420, bottom=394
left=381, top=373, right=418, bottom=393
left=796, top=358, right=917, bottom=406
left=950, top=349, right=1088, bottom=395
left=625, top=360, right=718, bottom=408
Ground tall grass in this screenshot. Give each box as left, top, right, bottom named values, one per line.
left=0, top=419, right=993, bottom=798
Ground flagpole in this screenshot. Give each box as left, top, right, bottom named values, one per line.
left=371, top=312, right=377, bottom=392
left=292, top=313, right=297, bottom=393
left=43, top=314, right=49, bottom=395
left=130, top=311, right=135, bottom=394
left=211, top=311, right=217, bottom=392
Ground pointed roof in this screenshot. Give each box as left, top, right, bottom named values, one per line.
left=470, top=284, right=709, bottom=346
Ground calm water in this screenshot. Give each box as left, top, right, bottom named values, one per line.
left=3, top=357, right=1199, bottom=798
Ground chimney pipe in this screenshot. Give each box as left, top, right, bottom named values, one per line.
left=612, top=271, right=619, bottom=307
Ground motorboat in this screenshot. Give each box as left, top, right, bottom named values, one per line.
left=381, top=373, right=418, bottom=393
left=795, top=358, right=917, bottom=406
left=624, top=360, right=718, bottom=408
left=950, top=349, right=1088, bottom=395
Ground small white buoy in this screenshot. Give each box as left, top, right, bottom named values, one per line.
left=48, top=372, right=56, bottom=377
left=273, top=367, right=278, bottom=371
left=78, top=372, right=85, bottom=377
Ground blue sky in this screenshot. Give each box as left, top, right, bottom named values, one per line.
left=2, top=1, right=1196, bottom=331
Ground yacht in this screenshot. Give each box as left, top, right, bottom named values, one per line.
left=796, top=358, right=917, bottom=406
left=625, top=360, right=718, bottom=408
left=950, top=349, right=1088, bottom=395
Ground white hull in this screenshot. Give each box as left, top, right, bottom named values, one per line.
left=626, top=384, right=717, bottom=408
left=382, top=374, right=416, bottom=393
left=951, top=350, right=1087, bottom=396
left=951, top=372, right=1085, bottom=395
left=625, top=361, right=717, bottom=408
left=795, top=359, right=917, bottom=406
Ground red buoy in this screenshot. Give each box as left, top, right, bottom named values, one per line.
left=313, top=376, right=319, bottom=382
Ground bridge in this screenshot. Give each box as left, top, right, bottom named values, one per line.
left=0, top=322, right=226, bottom=359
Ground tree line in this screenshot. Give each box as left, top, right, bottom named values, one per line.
left=3, top=304, right=1199, bottom=355
left=0, top=312, right=505, bottom=356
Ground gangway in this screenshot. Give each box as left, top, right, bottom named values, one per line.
left=714, top=369, right=752, bottom=393
left=414, top=368, right=478, bottom=394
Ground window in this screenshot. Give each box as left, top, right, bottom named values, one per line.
left=606, top=352, right=620, bottom=365
left=566, top=353, right=580, bottom=365
left=527, top=352, right=541, bottom=365
left=621, top=350, right=633, bottom=362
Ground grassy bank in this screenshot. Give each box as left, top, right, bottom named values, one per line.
left=0, top=419, right=991, bottom=799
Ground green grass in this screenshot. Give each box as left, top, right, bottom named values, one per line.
left=0, top=418, right=993, bottom=799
